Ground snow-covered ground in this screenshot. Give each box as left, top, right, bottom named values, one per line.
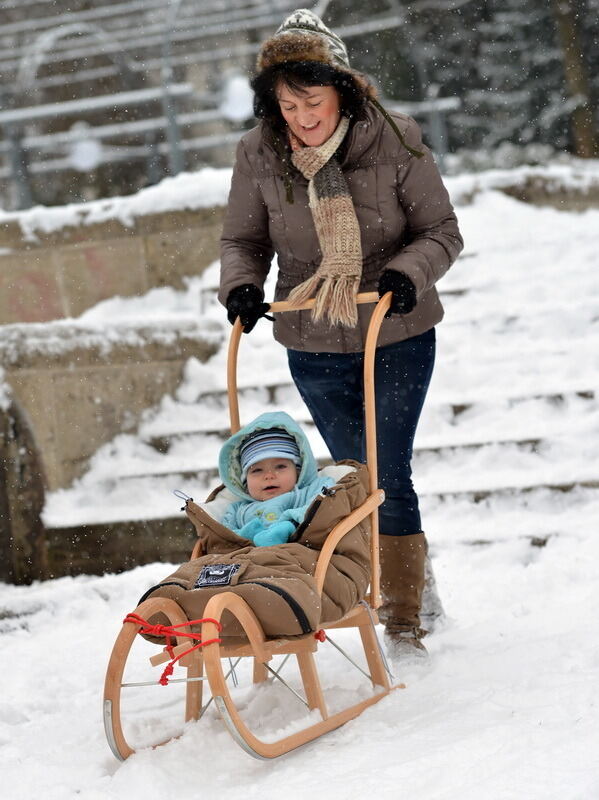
left=2, top=165, right=599, bottom=799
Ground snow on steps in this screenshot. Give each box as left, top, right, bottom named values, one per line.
left=42, top=190, right=599, bottom=574
left=42, top=368, right=599, bottom=506
left=41, top=374, right=599, bottom=578
left=55, top=381, right=597, bottom=493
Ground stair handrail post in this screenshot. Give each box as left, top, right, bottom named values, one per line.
left=161, top=0, right=186, bottom=175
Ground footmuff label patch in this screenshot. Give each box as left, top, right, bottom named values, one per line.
left=194, top=563, right=241, bottom=588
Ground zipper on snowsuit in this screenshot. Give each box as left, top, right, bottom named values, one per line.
left=240, top=580, right=312, bottom=634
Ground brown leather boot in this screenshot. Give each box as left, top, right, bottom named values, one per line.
left=379, top=532, right=427, bottom=660
left=421, top=541, right=445, bottom=633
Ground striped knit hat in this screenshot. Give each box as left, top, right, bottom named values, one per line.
left=239, top=427, right=302, bottom=480
left=258, top=8, right=351, bottom=71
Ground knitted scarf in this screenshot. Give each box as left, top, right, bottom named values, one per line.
left=287, top=115, right=362, bottom=327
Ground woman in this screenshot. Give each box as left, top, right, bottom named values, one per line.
left=219, top=9, right=463, bottom=659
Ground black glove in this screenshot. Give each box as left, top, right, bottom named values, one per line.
left=378, top=270, right=417, bottom=317
left=225, top=284, right=271, bottom=333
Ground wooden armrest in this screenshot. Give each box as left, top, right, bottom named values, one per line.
left=313, top=490, right=384, bottom=596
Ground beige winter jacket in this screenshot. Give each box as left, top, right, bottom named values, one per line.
left=139, top=461, right=371, bottom=639
left=220, top=104, right=463, bottom=353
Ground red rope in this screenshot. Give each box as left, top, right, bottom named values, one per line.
left=124, top=612, right=222, bottom=686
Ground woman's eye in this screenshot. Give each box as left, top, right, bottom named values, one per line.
left=307, top=102, right=321, bottom=108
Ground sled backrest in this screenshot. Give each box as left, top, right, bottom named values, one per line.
left=227, top=292, right=393, bottom=610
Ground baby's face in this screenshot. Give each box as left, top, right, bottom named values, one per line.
left=246, top=457, right=298, bottom=501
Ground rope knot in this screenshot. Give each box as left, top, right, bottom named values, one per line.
left=123, top=611, right=223, bottom=686
left=159, top=664, right=174, bottom=686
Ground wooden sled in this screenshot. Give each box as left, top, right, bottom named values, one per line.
left=104, top=292, right=403, bottom=760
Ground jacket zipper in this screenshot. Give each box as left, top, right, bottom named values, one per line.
left=290, top=497, right=322, bottom=542
left=240, top=580, right=312, bottom=634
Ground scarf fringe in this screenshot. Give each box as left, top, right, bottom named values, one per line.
left=288, top=273, right=359, bottom=327
left=287, top=273, right=322, bottom=308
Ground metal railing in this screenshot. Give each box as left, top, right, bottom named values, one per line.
left=0, top=2, right=458, bottom=209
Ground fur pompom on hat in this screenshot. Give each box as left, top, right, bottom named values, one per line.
left=257, top=8, right=351, bottom=72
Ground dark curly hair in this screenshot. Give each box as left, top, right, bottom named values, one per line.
left=251, top=61, right=373, bottom=132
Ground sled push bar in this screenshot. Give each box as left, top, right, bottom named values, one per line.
left=228, top=291, right=393, bottom=610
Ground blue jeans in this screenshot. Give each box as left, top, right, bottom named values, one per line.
left=287, top=329, right=435, bottom=535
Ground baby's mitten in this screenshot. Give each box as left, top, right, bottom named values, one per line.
left=253, top=520, right=296, bottom=547
left=237, top=517, right=264, bottom=542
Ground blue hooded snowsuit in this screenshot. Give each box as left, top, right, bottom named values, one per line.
left=218, top=411, right=334, bottom=547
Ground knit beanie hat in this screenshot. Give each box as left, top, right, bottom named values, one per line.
left=257, top=8, right=351, bottom=73
left=239, top=427, right=302, bottom=480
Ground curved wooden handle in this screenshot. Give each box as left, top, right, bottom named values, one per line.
left=362, top=293, right=391, bottom=607
left=313, top=491, right=385, bottom=595
left=227, top=318, right=244, bottom=433
left=227, top=291, right=393, bottom=608
left=227, top=292, right=391, bottom=434
left=267, top=291, right=380, bottom=314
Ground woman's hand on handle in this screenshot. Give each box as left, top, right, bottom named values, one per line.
left=377, top=270, right=417, bottom=318
left=226, top=284, right=272, bottom=333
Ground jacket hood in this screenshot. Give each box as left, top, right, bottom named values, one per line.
left=218, top=411, right=320, bottom=500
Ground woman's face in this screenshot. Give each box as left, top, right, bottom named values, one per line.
left=276, top=82, right=341, bottom=147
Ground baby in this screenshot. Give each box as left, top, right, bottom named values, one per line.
left=218, top=411, right=334, bottom=547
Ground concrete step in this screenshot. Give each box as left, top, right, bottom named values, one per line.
left=44, top=485, right=599, bottom=578
left=110, top=470, right=599, bottom=503
left=44, top=515, right=196, bottom=579
left=139, top=385, right=596, bottom=450
left=112, top=436, right=544, bottom=483
left=425, top=478, right=599, bottom=503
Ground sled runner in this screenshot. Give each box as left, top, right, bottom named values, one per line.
left=103, top=292, right=404, bottom=761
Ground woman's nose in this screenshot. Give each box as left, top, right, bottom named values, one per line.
left=297, top=110, right=313, bottom=125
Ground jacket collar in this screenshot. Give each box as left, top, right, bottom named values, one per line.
left=339, top=102, right=382, bottom=166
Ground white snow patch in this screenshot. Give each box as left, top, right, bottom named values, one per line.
left=0, top=167, right=232, bottom=239
left=0, top=367, right=11, bottom=411
left=2, top=163, right=599, bottom=798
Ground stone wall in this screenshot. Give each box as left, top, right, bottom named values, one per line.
left=0, top=206, right=225, bottom=324
left=1, top=319, right=222, bottom=492
left=0, top=201, right=227, bottom=582
left=0, top=200, right=226, bottom=492
left=0, top=200, right=229, bottom=490
left=0, top=321, right=221, bottom=583
left=0, top=201, right=228, bottom=482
